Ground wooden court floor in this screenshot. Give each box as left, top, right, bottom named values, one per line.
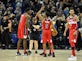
left=0, top=49, right=82, bottom=61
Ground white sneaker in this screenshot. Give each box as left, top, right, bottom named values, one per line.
left=16, top=52, right=21, bottom=56
left=68, top=56, right=77, bottom=61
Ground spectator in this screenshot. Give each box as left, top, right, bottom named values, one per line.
left=28, top=17, right=40, bottom=54
left=12, top=18, right=18, bottom=34
left=0, top=14, right=2, bottom=46
left=16, top=2, right=22, bottom=8
left=64, top=7, right=69, bottom=17
left=78, top=0, right=82, bottom=13
left=79, top=13, right=82, bottom=27
left=1, top=16, right=12, bottom=49
left=0, top=1, right=5, bottom=11
left=14, top=6, right=21, bottom=21
left=53, top=10, right=66, bottom=48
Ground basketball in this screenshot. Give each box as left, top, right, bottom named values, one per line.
left=51, top=29, right=58, bottom=36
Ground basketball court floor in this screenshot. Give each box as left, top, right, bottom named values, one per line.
left=0, top=49, right=82, bottom=61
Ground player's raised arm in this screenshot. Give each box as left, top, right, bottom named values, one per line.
left=36, top=6, right=44, bottom=22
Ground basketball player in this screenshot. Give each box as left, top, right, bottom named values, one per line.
left=36, top=6, right=57, bottom=57
left=63, top=8, right=79, bottom=60
left=16, top=9, right=32, bottom=56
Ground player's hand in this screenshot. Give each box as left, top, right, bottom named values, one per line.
left=51, top=28, right=58, bottom=36
left=74, top=15, right=79, bottom=22
left=73, top=31, right=77, bottom=36
left=23, top=35, right=27, bottom=39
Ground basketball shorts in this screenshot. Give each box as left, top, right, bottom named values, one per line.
left=41, top=30, right=52, bottom=44
left=69, top=29, right=78, bottom=47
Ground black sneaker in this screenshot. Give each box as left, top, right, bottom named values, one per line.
left=52, top=52, right=55, bottom=57
left=35, top=51, right=38, bottom=54
left=16, top=52, right=21, bottom=56
left=48, top=53, right=52, bottom=56
left=40, top=52, right=44, bottom=55
left=77, top=48, right=80, bottom=51
left=44, top=54, right=47, bottom=57
left=23, top=52, right=28, bottom=56
left=28, top=51, right=32, bottom=55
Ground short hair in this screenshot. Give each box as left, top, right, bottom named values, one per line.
left=45, top=11, right=51, bottom=17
